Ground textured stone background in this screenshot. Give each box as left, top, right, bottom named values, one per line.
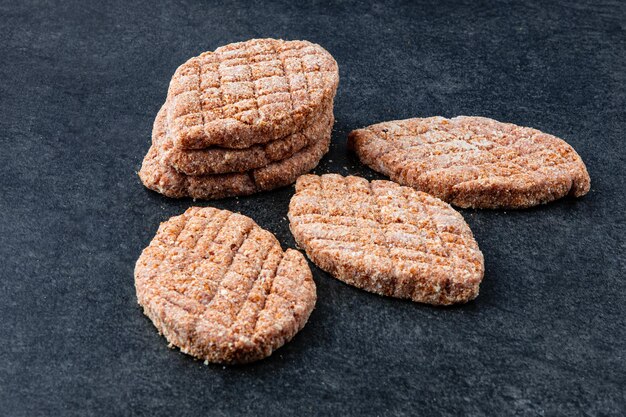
left=1, top=1, right=624, bottom=416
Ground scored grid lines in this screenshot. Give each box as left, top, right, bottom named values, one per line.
left=372, top=180, right=458, bottom=270
left=166, top=39, right=337, bottom=149
left=157, top=209, right=230, bottom=313
left=248, top=50, right=261, bottom=126
left=350, top=116, right=590, bottom=208
left=251, top=251, right=287, bottom=336
left=366, top=179, right=395, bottom=288
left=196, top=59, right=207, bottom=130
left=195, top=211, right=232, bottom=258
left=273, top=41, right=296, bottom=130
left=299, top=52, right=312, bottom=110
left=252, top=250, right=314, bottom=339
left=194, top=50, right=324, bottom=123
left=306, top=235, right=465, bottom=266
left=291, top=175, right=478, bottom=274
left=414, top=191, right=480, bottom=272
left=167, top=212, right=191, bottom=245
left=370, top=120, right=576, bottom=181
left=135, top=207, right=316, bottom=363
left=250, top=252, right=285, bottom=335
left=289, top=175, right=484, bottom=305
left=232, top=243, right=283, bottom=335
left=201, top=216, right=255, bottom=310
left=207, top=229, right=274, bottom=328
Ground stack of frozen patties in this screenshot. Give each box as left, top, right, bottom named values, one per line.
left=139, top=38, right=339, bottom=199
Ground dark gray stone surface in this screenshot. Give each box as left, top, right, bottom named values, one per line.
left=1, top=1, right=624, bottom=416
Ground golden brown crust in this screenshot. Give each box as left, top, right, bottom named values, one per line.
left=288, top=174, right=484, bottom=305
left=135, top=207, right=317, bottom=364
left=162, top=100, right=333, bottom=175
left=348, top=116, right=591, bottom=209
left=167, top=38, right=339, bottom=149
left=138, top=103, right=332, bottom=199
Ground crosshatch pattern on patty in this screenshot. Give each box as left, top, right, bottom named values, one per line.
left=167, top=39, right=339, bottom=149
left=135, top=207, right=317, bottom=364
left=348, top=116, right=590, bottom=209
left=288, top=174, right=484, bottom=305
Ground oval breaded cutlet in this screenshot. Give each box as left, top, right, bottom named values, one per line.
left=288, top=174, right=484, bottom=306
left=167, top=38, right=339, bottom=149
left=348, top=116, right=590, bottom=209
left=135, top=207, right=317, bottom=364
